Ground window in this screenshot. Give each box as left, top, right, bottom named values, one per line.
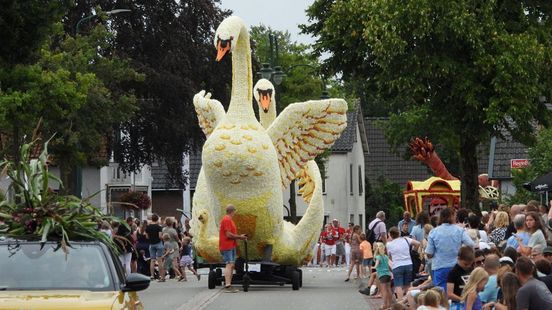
left=358, top=165, right=363, bottom=196
left=359, top=214, right=363, bottom=229
left=350, top=214, right=354, bottom=224
left=349, top=164, right=353, bottom=195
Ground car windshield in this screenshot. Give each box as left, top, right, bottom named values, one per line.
left=0, top=242, right=113, bottom=291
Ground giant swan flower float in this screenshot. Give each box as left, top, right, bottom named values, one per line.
left=191, top=16, right=347, bottom=265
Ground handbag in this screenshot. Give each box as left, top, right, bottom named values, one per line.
left=404, top=238, right=421, bottom=278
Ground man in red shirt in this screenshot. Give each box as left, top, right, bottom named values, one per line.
left=332, top=219, right=346, bottom=267
left=321, top=224, right=338, bottom=267
left=219, top=205, right=247, bottom=293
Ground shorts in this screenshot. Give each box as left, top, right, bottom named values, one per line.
left=336, top=242, right=345, bottom=256
left=392, top=264, right=413, bottom=287
left=432, top=267, right=453, bottom=294
left=450, top=302, right=464, bottom=310
left=221, top=248, right=236, bottom=264
left=180, top=255, right=193, bottom=267
left=163, top=256, right=174, bottom=269
left=362, top=258, right=373, bottom=267
left=324, top=244, right=336, bottom=256
left=379, top=275, right=391, bottom=283
left=149, top=242, right=164, bottom=259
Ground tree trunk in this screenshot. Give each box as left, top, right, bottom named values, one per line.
left=459, top=135, right=481, bottom=215
left=289, top=180, right=297, bottom=224
left=59, top=160, right=77, bottom=197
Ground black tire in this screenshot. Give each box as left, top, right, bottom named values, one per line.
left=215, top=268, right=223, bottom=286
left=291, top=270, right=300, bottom=291
left=243, top=274, right=250, bottom=292
left=298, top=268, right=303, bottom=287
left=208, top=270, right=216, bottom=289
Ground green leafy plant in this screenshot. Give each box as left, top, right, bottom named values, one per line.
left=0, top=138, right=121, bottom=253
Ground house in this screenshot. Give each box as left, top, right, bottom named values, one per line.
left=364, top=117, right=431, bottom=187
left=487, top=135, right=529, bottom=197
left=282, top=107, right=369, bottom=228
left=150, top=156, right=192, bottom=219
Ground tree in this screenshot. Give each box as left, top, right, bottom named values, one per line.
left=66, top=0, right=233, bottom=187
left=0, top=23, right=141, bottom=195
left=303, top=0, right=552, bottom=213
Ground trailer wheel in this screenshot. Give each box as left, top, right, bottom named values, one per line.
left=208, top=270, right=217, bottom=289
left=215, top=268, right=223, bottom=286
left=291, top=270, right=300, bottom=291
left=243, top=274, right=250, bottom=292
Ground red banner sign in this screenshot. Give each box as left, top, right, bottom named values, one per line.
left=511, top=159, right=529, bottom=169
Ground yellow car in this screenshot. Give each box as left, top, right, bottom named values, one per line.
left=0, top=239, right=150, bottom=309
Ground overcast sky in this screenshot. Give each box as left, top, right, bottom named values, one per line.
left=219, top=0, right=315, bottom=45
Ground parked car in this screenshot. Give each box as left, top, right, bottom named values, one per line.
left=0, top=239, right=150, bottom=309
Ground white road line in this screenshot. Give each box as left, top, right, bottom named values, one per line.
left=175, top=287, right=223, bottom=310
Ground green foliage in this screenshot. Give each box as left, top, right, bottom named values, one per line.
left=304, top=0, right=552, bottom=211
left=508, top=127, right=552, bottom=203
left=88, top=0, right=233, bottom=187
left=250, top=25, right=343, bottom=111
left=0, top=139, right=120, bottom=253
left=365, top=174, right=404, bottom=228
left=0, top=20, right=141, bottom=193
left=0, top=0, right=71, bottom=65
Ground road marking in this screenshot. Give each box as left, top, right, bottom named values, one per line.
left=175, top=287, right=222, bottom=310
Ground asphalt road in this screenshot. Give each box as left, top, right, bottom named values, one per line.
left=139, top=266, right=381, bottom=310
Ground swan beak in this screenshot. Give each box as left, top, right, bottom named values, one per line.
left=216, top=40, right=231, bottom=61
left=260, top=93, right=271, bottom=113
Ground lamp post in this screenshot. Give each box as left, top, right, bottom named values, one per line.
left=75, top=9, right=131, bottom=35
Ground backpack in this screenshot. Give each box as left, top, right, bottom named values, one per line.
left=366, top=220, right=383, bottom=245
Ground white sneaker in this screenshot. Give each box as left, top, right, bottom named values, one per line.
left=370, top=285, right=377, bottom=295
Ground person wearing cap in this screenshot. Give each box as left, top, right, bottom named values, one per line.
left=543, top=246, right=552, bottom=263
left=219, top=205, right=247, bottom=293
left=499, top=256, right=514, bottom=268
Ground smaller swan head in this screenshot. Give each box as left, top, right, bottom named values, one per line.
left=197, top=209, right=209, bottom=224
left=214, top=16, right=244, bottom=61
left=253, top=78, right=275, bottom=113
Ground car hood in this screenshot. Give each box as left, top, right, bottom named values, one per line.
left=0, top=290, right=119, bottom=309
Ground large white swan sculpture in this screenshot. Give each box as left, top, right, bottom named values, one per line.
left=192, top=16, right=347, bottom=265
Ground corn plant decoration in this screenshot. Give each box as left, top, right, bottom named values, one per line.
left=0, top=138, right=121, bottom=253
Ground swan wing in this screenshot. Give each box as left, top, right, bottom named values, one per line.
left=193, top=90, right=225, bottom=138
left=267, top=98, right=348, bottom=188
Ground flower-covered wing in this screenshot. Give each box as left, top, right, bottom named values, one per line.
left=193, top=90, right=225, bottom=138
left=267, top=99, right=348, bottom=188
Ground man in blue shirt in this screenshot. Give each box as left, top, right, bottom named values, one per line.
left=505, top=214, right=530, bottom=251
left=398, top=211, right=415, bottom=235
left=425, top=207, right=475, bottom=294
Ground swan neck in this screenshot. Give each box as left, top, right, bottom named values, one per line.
left=227, top=25, right=254, bottom=119
left=259, top=107, right=276, bottom=129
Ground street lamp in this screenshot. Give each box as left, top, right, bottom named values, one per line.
left=75, top=9, right=131, bottom=35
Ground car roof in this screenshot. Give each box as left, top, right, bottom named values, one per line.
left=0, top=238, right=105, bottom=246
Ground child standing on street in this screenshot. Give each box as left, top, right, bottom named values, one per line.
left=159, top=233, right=182, bottom=282
left=374, top=242, right=394, bottom=309
left=359, top=233, right=373, bottom=278
left=179, top=237, right=200, bottom=281
left=461, top=267, right=489, bottom=310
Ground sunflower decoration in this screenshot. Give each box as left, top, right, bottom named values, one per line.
left=0, top=138, right=122, bottom=253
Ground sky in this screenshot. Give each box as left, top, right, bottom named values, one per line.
left=219, top=0, right=315, bottom=45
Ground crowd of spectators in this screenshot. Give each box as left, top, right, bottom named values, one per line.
left=357, top=200, right=552, bottom=310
